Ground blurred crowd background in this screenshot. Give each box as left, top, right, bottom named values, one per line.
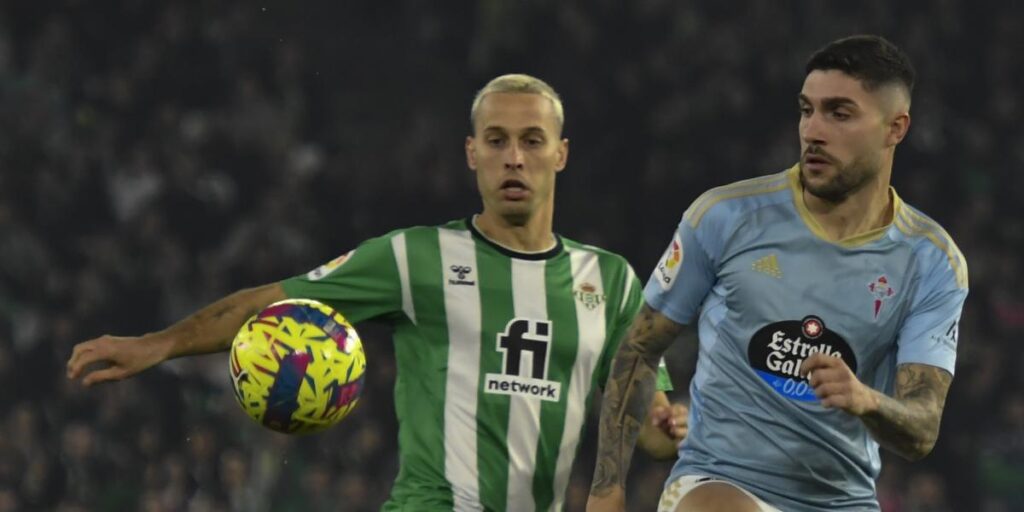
left=1, top=0, right=1022, bottom=510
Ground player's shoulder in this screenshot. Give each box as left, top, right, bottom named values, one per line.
left=561, top=238, right=636, bottom=274
left=561, top=237, right=628, bottom=262
left=377, top=219, right=468, bottom=240
left=683, top=166, right=794, bottom=229
left=894, top=202, right=968, bottom=289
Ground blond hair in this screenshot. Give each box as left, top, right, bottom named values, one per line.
left=470, top=74, right=564, bottom=132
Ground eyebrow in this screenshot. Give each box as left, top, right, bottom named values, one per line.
left=799, top=94, right=859, bottom=110
left=482, top=125, right=549, bottom=135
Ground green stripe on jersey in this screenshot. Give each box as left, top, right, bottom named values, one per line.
left=475, top=242, right=514, bottom=510
left=386, top=227, right=453, bottom=510
left=531, top=253, right=577, bottom=511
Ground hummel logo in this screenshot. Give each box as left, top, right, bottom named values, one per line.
left=448, top=265, right=475, bottom=286
left=752, top=254, right=782, bottom=278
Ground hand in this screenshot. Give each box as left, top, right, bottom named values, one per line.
left=650, top=402, right=689, bottom=445
left=586, top=488, right=626, bottom=512
left=66, top=334, right=172, bottom=386
left=800, top=353, right=878, bottom=416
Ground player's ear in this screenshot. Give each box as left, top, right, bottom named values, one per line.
left=466, top=135, right=478, bottom=171
left=886, top=112, right=910, bottom=147
left=554, top=138, right=569, bottom=173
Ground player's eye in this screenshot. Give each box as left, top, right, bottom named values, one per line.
left=799, top=105, right=812, bottom=117
left=487, top=138, right=505, bottom=147
left=831, top=110, right=851, bottom=121
left=525, top=137, right=544, bottom=147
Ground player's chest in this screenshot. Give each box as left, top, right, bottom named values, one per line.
left=427, top=257, right=613, bottom=367
left=717, top=231, right=916, bottom=344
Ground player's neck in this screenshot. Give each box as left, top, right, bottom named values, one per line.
left=803, top=170, right=894, bottom=242
left=474, top=210, right=557, bottom=253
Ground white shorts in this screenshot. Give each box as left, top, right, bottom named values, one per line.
left=657, top=475, right=782, bottom=512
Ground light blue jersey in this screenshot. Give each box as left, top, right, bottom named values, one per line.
left=645, top=165, right=968, bottom=511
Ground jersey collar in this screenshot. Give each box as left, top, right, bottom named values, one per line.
left=466, top=216, right=564, bottom=260
left=788, top=164, right=904, bottom=248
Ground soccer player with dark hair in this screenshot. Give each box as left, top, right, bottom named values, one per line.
left=67, top=74, right=688, bottom=511
left=588, top=35, right=968, bottom=512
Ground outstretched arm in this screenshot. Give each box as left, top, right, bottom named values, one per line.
left=801, top=355, right=952, bottom=461
left=589, top=304, right=685, bottom=508
left=67, top=282, right=286, bottom=386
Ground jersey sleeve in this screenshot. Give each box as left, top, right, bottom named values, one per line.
left=596, top=264, right=673, bottom=392
left=280, top=234, right=403, bottom=324
left=643, top=201, right=725, bottom=326
left=896, top=248, right=969, bottom=375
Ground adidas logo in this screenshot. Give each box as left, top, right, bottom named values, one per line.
left=752, top=254, right=782, bottom=278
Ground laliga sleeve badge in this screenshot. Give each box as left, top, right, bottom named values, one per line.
left=655, top=232, right=683, bottom=291
left=307, top=250, right=355, bottom=281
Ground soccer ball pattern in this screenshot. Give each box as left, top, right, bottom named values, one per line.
left=229, top=299, right=366, bottom=434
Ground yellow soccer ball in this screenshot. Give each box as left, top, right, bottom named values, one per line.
left=229, top=299, right=365, bottom=434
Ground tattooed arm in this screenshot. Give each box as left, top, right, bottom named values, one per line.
left=588, top=304, right=685, bottom=509
left=801, top=355, right=953, bottom=461
left=859, top=363, right=952, bottom=460
left=67, top=283, right=286, bottom=386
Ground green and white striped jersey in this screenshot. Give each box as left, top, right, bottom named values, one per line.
left=281, top=218, right=671, bottom=511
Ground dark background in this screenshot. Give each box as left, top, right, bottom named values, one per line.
left=1, top=1, right=1022, bottom=510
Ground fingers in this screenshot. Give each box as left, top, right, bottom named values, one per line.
left=66, top=337, right=110, bottom=380
left=649, top=405, right=671, bottom=424
left=651, top=403, right=689, bottom=441
left=799, top=352, right=842, bottom=377
left=82, top=366, right=127, bottom=387
left=806, top=367, right=846, bottom=388
left=814, top=383, right=854, bottom=409
left=669, top=403, right=688, bottom=440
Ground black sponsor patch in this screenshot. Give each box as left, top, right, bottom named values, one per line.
left=748, top=316, right=857, bottom=402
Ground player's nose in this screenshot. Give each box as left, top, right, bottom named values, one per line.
left=504, top=143, right=525, bottom=170
left=800, top=112, right=828, bottom=146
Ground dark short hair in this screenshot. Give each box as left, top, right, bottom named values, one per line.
left=806, top=35, right=915, bottom=95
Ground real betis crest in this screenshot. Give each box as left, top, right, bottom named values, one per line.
left=574, top=282, right=605, bottom=311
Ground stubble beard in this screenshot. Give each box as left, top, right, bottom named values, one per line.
left=800, top=153, right=880, bottom=203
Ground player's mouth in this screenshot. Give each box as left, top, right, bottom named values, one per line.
left=500, top=179, right=530, bottom=200
left=802, top=152, right=834, bottom=173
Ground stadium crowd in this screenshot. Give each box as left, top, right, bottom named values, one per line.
left=0, top=1, right=1021, bottom=510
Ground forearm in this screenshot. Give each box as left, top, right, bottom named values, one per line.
left=591, top=305, right=681, bottom=497
left=162, top=283, right=286, bottom=358
left=859, top=364, right=951, bottom=461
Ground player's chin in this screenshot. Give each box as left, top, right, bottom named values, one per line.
left=497, top=203, right=533, bottom=226
left=800, top=162, right=836, bottom=181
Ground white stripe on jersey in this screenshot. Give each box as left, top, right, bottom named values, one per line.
left=439, top=228, right=483, bottom=511
left=505, top=258, right=549, bottom=512
left=551, top=248, right=606, bottom=511
left=391, top=233, right=416, bottom=324
left=620, top=265, right=638, bottom=314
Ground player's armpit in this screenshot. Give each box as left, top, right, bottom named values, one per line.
left=590, top=304, right=684, bottom=499
left=860, top=363, right=953, bottom=461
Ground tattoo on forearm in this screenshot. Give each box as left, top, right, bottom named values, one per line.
left=591, top=305, right=682, bottom=497
left=861, top=363, right=952, bottom=460
left=173, top=289, right=270, bottom=355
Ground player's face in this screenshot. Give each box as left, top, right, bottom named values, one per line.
left=798, top=70, right=895, bottom=202
left=466, top=93, right=568, bottom=226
